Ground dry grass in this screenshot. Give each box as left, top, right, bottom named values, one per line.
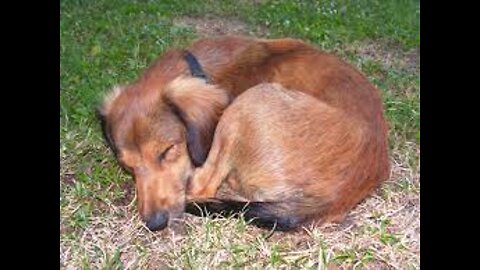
left=60, top=143, right=419, bottom=269
left=173, top=15, right=269, bottom=38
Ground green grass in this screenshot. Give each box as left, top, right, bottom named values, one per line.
left=60, top=0, right=420, bottom=269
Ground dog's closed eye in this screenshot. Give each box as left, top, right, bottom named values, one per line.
left=157, top=145, right=174, bottom=162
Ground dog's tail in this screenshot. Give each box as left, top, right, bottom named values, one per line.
left=259, top=38, right=315, bottom=55
left=186, top=199, right=317, bottom=231
left=240, top=38, right=313, bottom=63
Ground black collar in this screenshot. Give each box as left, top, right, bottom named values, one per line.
left=183, top=50, right=209, bottom=83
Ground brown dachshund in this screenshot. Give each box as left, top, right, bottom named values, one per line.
left=187, top=82, right=389, bottom=231
left=98, top=35, right=389, bottom=231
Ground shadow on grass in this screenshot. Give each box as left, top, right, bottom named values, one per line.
left=186, top=199, right=309, bottom=232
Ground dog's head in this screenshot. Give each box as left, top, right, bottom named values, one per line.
left=98, top=53, right=229, bottom=230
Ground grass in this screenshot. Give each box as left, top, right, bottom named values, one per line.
left=60, top=0, right=420, bottom=269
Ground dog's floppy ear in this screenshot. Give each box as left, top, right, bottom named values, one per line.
left=163, top=76, right=230, bottom=166
left=97, top=85, right=126, bottom=155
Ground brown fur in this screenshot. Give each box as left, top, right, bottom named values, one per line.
left=187, top=83, right=389, bottom=230
left=99, top=35, right=389, bottom=230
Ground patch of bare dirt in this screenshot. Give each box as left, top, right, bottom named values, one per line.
left=113, top=181, right=136, bottom=207
left=343, top=41, right=420, bottom=73
left=62, top=172, right=76, bottom=186
left=173, top=16, right=269, bottom=38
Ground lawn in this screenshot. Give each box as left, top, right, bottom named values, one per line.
left=60, top=0, right=420, bottom=269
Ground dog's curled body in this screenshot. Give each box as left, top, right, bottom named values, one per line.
left=99, top=35, right=389, bottom=230
left=187, top=83, right=388, bottom=230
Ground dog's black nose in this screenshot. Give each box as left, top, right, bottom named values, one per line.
left=144, top=211, right=169, bottom=231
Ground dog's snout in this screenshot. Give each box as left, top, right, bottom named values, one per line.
left=144, top=211, right=169, bottom=231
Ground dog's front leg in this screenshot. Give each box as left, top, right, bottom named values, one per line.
left=186, top=161, right=231, bottom=200
left=186, top=132, right=234, bottom=200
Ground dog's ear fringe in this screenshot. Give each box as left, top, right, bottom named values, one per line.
left=96, top=85, right=126, bottom=155
left=97, top=109, right=118, bottom=155
left=99, top=85, right=126, bottom=116
left=163, top=76, right=230, bottom=166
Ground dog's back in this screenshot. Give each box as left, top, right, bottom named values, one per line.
left=190, top=36, right=385, bottom=121
left=191, top=37, right=389, bottom=161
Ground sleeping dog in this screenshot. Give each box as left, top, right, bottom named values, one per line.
left=98, top=36, right=389, bottom=231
